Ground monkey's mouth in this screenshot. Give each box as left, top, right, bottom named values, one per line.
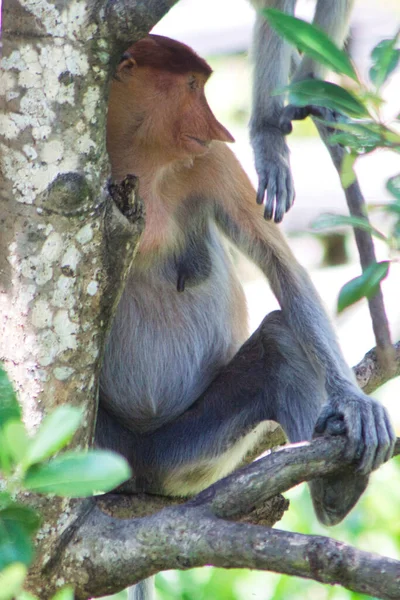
left=185, top=136, right=210, bottom=149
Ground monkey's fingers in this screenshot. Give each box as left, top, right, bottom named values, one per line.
left=284, top=171, right=295, bottom=214
left=357, top=402, right=395, bottom=474
left=257, top=166, right=294, bottom=223
left=256, top=176, right=268, bottom=206
left=279, top=105, right=311, bottom=134
left=314, top=405, right=339, bottom=435
left=280, top=104, right=343, bottom=135
left=264, top=174, right=277, bottom=221
left=251, top=127, right=295, bottom=221
left=273, top=177, right=287, bottom=224
left=323, top=392, right=396, bottom=476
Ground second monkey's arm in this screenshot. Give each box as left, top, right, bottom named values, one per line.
left=249, top=0, right=354, bottom=222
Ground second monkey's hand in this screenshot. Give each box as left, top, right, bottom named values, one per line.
left=279, top=103, right=343, bottom=135
left=251, top=125, right=295, bottom=224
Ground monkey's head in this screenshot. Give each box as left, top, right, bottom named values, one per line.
left=107, top=35, right=234, bottom=164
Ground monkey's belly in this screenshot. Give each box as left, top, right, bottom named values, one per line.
left=100, top=267, right=248, bottom=433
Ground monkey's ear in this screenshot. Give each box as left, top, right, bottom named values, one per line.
left=117, top=53, right=137, bottom=76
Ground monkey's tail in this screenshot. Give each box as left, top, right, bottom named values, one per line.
left=127, top=578, right=155, bottom=600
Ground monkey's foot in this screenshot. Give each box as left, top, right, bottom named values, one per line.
left=309, top=471, right=369, bottom=526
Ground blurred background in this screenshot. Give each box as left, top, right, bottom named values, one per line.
left=103, top=0, right=400, bottom=598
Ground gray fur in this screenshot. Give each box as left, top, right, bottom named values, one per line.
left=128, top=579, right=154, bottom=600
left=249, top=0, right=355, bottom=221
left=100, top=218, right=246, bottom=434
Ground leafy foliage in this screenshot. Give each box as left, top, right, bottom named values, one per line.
left=337, top=261, right=390, bottom=313
left=263, top=11, right=400, bottom=311
left=0, top=365, right=131, bottom=599
left=262, top=9, right=359, bottom=81
left=283, top=80, right=368, bottom=117
left=369, top=36, right=400, bottom=88
left=24, top=451, right=131, bottom=497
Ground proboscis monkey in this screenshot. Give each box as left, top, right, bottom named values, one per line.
left=249, top=0, right=354, bottom=221
left=96, top=33, right=394, bottom=599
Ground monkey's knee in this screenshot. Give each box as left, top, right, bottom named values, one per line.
left=257, top=310, right=306, bottom=364
left=258, top=310, right=289, bottom=338
left=309, top=472, right=369, bottom=526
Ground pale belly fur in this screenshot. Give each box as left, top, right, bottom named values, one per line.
left=100, top=239, right=248, bottom=433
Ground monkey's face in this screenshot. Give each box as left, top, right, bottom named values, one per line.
left=110, top=60, right=234, bottom=163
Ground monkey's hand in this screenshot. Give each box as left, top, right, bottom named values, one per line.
left=314, top=389, right=396, bottom=474
left=250, top=125, right=295, bottom=224
left=279, top=104, right=341, bottom=135
left=311, top=390, right=395, bottom=525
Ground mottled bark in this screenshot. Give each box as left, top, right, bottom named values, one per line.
left=355, top=341, right=400, bottom=395
left=0, top=0, right=168, bottom=595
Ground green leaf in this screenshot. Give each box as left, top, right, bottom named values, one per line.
left=380, top=129, right=400, bottom=146
left=282, top=80, right=369, bottom=118
left=384, top=203, right=400, bottom=216
left=23, top=451, right=131, bottom=497
left=0, top=494, right=12, bottom=512
left=312, top=213, right=387, bottom=241
left=0, top=563, right=28, bottom=600
left=0, top=430, right=12, bottom=476
left=0, top=505, right=41, bottom=536
left=0, top=365, right=21, bottom=430
left=369, top=35, right=400, bottom=88
left=0, top=518, right=33, bottom=571
left=22, top=406, right=84, bottom=469
left=327, top=120, right=400, bottom=151
left=387, top=174, right=400, bottom=201
left=340, top=152, right=357, bottom=188
left=262, top=8, right=358, bottom=81
left=338, top=261, right=390, bottom=313
left=3, top=422, right=29, bottom=465
left=16, top=592, right=38, bottom=600
left=51, top=586, right=74, bottom=600
left=0, top=421, right=29, bottom=474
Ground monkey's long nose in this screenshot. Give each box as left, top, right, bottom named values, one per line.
left=203, top=100, right=235, bottom=143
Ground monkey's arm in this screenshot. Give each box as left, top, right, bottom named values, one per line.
left=279, top=0, right=355, bottom=133
left=249, top=0, right=354, bottom=220
left=209, top=144, right=395, bottom=476
left=293, top=0, right=354, bottom=83
left=249, top=0, right=296, bottom=223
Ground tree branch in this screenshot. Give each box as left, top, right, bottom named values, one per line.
left=314, top=122, right=395, bottom=372
left=93, top=0, right=179, bottom=59
left=354, top=340, right=400, bottom=395
left=53, top=435, right=400, bottom=599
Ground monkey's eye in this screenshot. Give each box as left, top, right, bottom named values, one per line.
left=188, top=75, right=198, bottom=90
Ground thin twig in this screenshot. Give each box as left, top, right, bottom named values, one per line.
left=314, top=122, right=395, bottom=371
left=355, top=340, right=400, bottom=394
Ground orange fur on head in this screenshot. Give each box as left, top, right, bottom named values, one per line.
left=107, top=35, right=234, bottom=180
left=122, top=34, right=213, bottom=77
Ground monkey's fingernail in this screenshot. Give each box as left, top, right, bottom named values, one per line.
left=264, top=205, right=274, bottom=220
left=256, top=188, right=265, bottom=205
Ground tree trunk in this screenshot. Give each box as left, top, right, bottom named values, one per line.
left=0, top=0, right=175, bottom=594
